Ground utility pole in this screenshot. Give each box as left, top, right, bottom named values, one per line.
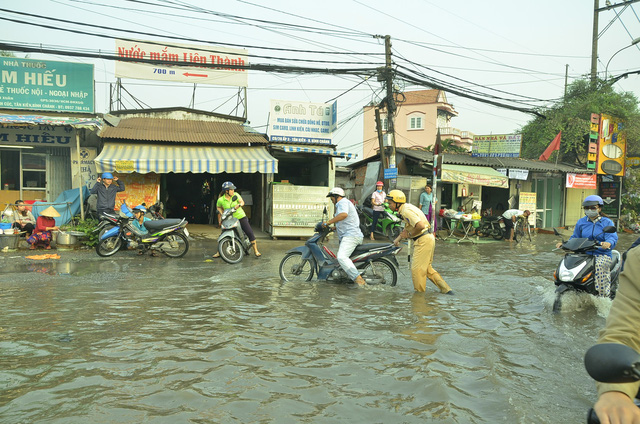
left=374, top=107, right=387, bottom=181
left=383, top=35, right=396, bottom=188
left=564, top=64, right=569, bottom=98
left=590, top=0, right=640, bottom=84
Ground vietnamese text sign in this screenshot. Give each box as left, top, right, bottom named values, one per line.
left=566, top=173, right=597, bottom=189
left=71, top=147, right=97, bottom=190
left=598, top=175, right=621, bottom=219
left=268, top=100, right=337, bottom=144
left=471, top=133, right=522, bottom=158
left=384, top=167, right=398, bottom=179
left=508, top=169, right=529, bottom=180
left=0, top=58, right=94, bottom=113
left=0, top=125, right=76, bottom=148
left=518, top=192, right=536, bottom=226
left=115, top=39, right=248, bottom=87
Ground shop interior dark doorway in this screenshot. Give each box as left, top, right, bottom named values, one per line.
left=162, top=172, right=262, bottom=225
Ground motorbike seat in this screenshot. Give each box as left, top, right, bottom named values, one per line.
left=362, top=206, right=374, bottom=215
left=483, top=216, right=501, bottom=222
left=352, top=242, right=392, bottom=253
left=144, top=219, right=183, bottom=232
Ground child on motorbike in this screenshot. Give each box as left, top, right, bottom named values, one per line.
left=132, top=205, right=157, bottom=256
left=556, top=195, right=618, bottom=297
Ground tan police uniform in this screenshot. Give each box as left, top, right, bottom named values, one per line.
left=398, top=202, right=452, bottom=293
left=596, top=246, right=640, bottom=399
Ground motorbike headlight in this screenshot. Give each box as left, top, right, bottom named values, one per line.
left=559, top=269, right=576, bottom=282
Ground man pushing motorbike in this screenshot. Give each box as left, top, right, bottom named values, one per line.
left=324, top=187, right=366, bottom=287
left=387, top=189, right=453, bottom=295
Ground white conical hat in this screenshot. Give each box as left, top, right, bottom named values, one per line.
left=40, top=206, right=61, bottom=217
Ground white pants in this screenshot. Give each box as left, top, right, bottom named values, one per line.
left=337, top=236, right=363, bottom=281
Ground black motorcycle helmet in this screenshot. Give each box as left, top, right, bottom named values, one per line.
left=314, top=221, right=325, bottom=233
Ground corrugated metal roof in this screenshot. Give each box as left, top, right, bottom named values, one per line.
left=99, top=117, right=268, bottom=145
left=397, top=148, right=592, bottom=173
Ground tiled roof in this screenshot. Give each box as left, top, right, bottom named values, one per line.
left=397, top=148, right=592, bottom=173
left=99, top=117, right=268, bottom=145
left=400, top=90, right=441, bottom=105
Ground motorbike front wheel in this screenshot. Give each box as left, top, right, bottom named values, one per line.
left=552, top=293, right=563, bottom=313
left=218, top=238, right=244, bottom=264
left=279, top=252, right=314, bottom=282
left=386, top=225, right=402, bottom=242
left=161, top=232, right=189, bottom=258
left=96, top=236, right=123, bottom=257
left=492, top=228, right=504, bottom=240
left=361, top=258, right=398, bottom=286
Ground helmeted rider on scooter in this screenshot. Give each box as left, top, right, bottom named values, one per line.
left=556, top=194, right=618, bottom=297
left=323, top=187, right=366, bottom=286
left=212, top=181, right=261, bottom=258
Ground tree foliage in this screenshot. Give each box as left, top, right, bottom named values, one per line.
left=520, top=79, right=640, bottom=163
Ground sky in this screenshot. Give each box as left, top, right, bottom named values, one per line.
left=2, top=0, right=640, bottom=160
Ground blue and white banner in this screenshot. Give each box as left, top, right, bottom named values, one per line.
left=268, top=100, right=337, bottom=145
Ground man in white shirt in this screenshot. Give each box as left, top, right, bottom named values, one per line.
left=501, top=209, right=530, bottom=242
left=324, top=187, right=366, bottom=286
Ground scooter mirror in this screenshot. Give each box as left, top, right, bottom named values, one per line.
left=323, top=206, right=327, bottom=215
left=553, top=228, right=561, bottom=236
left=602, top=225, right=617, bottom=233
left=585, top=343, right=640, bottom=383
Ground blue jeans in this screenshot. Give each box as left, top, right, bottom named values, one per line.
left=337, top=236, right=363, bottom=281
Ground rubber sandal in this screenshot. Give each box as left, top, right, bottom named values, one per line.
left=255, top=252, right=262, bottom=257
left=212, top=253, right=220, bottom=258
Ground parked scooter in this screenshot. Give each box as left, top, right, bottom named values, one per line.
left=474, top=215, right=506, bottom=240
left=96, top=202, right=189, bottom=258
left=584, top=343, right=640, bottom=423
left=217, top=203, right=252, bottom=264
left=356, top=202, right=403, bottom=241
left=279, top=209, right=402, bottom=285
left=551, top=226, right=621, bottom=313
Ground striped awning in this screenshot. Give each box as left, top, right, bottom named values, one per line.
left=275, top=144, right=357, bottom=159
left=94, top=143, right=278, bottom=174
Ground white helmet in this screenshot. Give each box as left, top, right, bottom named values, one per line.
left=326, top=187, right=345, bottom=198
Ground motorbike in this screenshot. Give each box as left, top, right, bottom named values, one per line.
left=279, top=210, right=402, bottom=285
left=96, top=202, right=190, bottom=258
left=217, top=204, right=252, bottom=264
left=356, top=202, right=403, bottom=241
left=474, top=215, right=506, bottom=240
left=551, top=226, right=621, bottom=313
left=584, top=343, right=640, bottom=423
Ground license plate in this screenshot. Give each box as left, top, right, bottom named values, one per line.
left=183, top=228, right=190, bottom=237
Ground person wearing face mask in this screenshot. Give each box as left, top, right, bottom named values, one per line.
left=369, top=181, right=386, bottom=241
left=556, top=195, right=618, bottom=297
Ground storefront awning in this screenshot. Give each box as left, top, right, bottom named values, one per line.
left=272, top=144, right=357, bottom=160
left=94, top=143, right=278, bottom=174
left=441, top=164, right=508, bottom=188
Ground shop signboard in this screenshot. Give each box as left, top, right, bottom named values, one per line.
left=115, top=39, right=248, bottom=87
left=0, top=126, right=76, bottom=148
left=268, top=100, right=337, bottom=144
left=598, top=175, right=621, bottom=219
left=597, top=114, right=626, bottom=176
left=471, top=133, right=522, bottom=158
left=0, top=58, right=94, bottom=113
left=626, top=156, right=640, bottom=169
left=71, top=147, right=97, bottom=190
left=566, top=173, right=597, bottom=189
left=518, top=192, right=537, bottom=226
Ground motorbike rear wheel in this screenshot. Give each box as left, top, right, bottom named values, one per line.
left=218, top=238, right=244, bottom=264
left=279, top=252, right=314, bottom=282
left=361, top=258, right=397, bottom=286
left=96, top=235, right=122, bottom=257
left=492, top=228, right=504, bottom=240
left=161, top=232, right=189, bottom=258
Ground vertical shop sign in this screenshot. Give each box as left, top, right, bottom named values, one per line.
left=598, top=175, right=621, bottom=219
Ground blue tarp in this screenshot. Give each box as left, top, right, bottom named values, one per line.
left=31, top=187, right=90, bottom=226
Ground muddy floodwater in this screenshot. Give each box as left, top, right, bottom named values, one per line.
left=1, top=232, right=638, bottom=423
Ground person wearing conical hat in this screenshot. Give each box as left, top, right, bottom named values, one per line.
left=26, top=206, right=60, bottom=250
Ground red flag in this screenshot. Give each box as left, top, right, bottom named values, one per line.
left=539, top=131, right=562, bottom=161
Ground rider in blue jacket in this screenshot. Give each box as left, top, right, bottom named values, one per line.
left=559, top=195, right=618, bottom=297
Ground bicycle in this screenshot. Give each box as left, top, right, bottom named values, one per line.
left=514, top=215, right=532, bottom=243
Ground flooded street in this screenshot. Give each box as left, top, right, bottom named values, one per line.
left=1, top=232, right=637, bottom=423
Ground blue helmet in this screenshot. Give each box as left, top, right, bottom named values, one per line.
left=582, top=195, right=603, bottom=207
left=132, top=204, right=147, bottom=213
left=222, top=181, right=236, bottom=191
left=101, top=172, right=114, bottom=179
